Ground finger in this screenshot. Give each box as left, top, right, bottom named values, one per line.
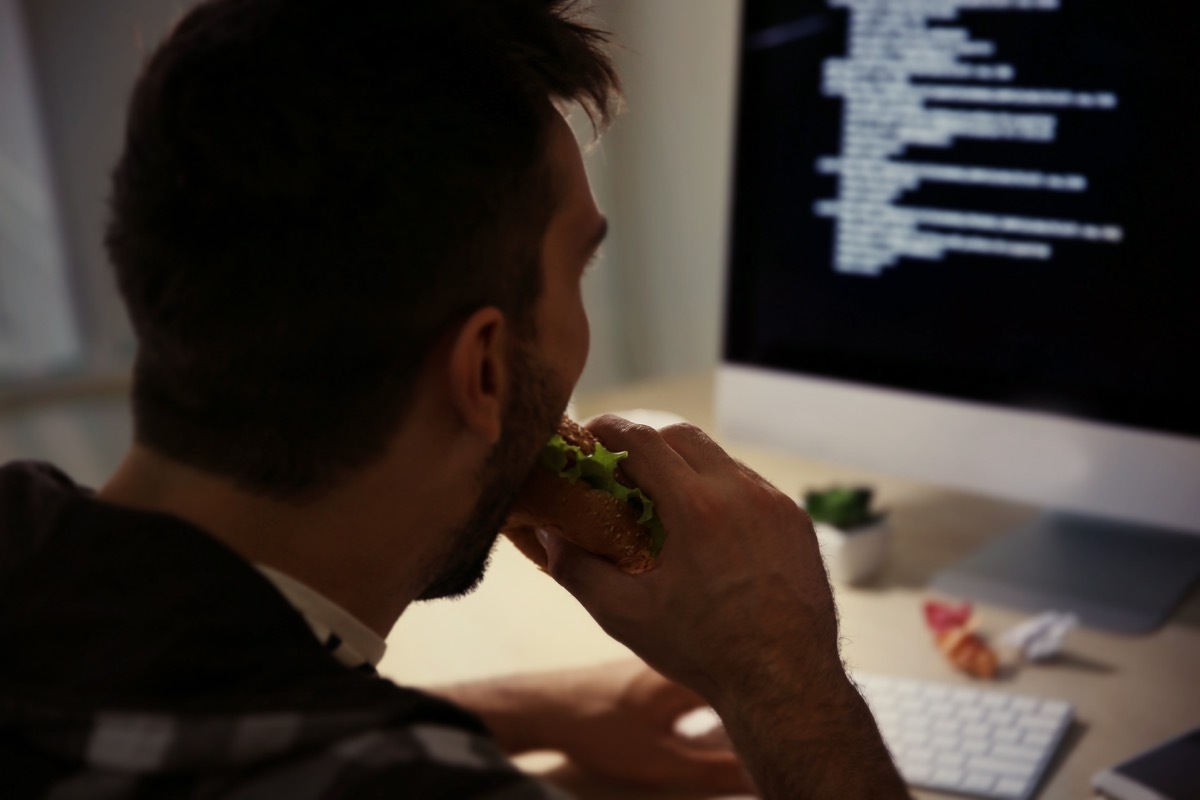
left=536, top=527, right=637, bottom=601
left=585, top=414, right=696, bottom=506
left=502, top=524, right=548, bottom=570
left=657, top=684, right=712, bottom=724
left=733, top=457, right=766, bottom=484
left=657, top=742, right=755, bottom=795
left=630, top=668, right=712, bottom=724
left=656, top=424, right=786, bottom=506
left=734, top=456, right=789, bottom=498
left=657, top=422, right=740, bottom=475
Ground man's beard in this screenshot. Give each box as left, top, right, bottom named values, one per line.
left=417, top=344, right=564, bottom=601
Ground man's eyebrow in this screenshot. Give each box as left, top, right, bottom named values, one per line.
left=584, top=217, right=609, bottom=257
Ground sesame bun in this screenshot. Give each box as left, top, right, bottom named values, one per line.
left=504, top=416, right=663, bottom=574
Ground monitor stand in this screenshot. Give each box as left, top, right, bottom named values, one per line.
left=929, top=512, right=1200, bottom=634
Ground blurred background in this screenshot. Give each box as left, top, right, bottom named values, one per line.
left=0, top=0, right=738, bottom=485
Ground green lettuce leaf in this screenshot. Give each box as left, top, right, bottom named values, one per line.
left=539, top=434, right=667, bottom=557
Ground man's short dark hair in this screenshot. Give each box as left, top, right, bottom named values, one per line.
left=106, top=0, right=619, bottom=498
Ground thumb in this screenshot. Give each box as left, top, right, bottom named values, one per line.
left=535, top=527, right=623, bottom=595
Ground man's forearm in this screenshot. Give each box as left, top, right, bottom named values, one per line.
left=709, top=649, right=909, bottom=799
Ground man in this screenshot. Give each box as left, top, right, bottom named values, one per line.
left=0, top=0, right=907, bottom=797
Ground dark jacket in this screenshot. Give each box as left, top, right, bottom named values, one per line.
left=0, top=461, right=563, bottom=799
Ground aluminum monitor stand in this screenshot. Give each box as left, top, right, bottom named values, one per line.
left=930, top=512, right=1200, bottom=634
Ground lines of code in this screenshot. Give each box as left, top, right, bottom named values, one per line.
left=814, top=0, right=1124, bottom=276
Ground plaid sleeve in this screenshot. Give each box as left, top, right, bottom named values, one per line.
left=315, top=722, right=575, bottom=800
left=190, top=721, right=573, bottom=799
left=35, top=712, right=572, bottom=800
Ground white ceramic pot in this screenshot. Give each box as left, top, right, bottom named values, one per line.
left=813, top=520, right=890, bottom=585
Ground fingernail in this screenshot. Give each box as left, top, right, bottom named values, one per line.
left=535, top=526, right=561, bottom=548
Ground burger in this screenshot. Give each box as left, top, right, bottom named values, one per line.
left=503, top=415, right=667, bottom=574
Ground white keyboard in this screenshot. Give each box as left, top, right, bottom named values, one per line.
left=854, top=673, right=1073, bottom=800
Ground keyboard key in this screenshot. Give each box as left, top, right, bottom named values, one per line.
left=1039, top=700, right=1070, bottom=718
left=993, top=727, right=1020, bottom=743
left=931, top=734, right=959, bottom=749
left=991, top=742, right=1044, bottom=762
left=1021, top=715, right=1063, bottom=731
left=961, top=738, right=990, bottom=755
left=902, top=763, right=934, bottom=783
left=905, top=746, right=934, bottom=763
left=931, top=767, right=965, bottom=786
left=1011, top=697, right=1039, bottom=713
left=965, top=755, right=1037, bottom=777
left=995, top=776, right=1030, bottom=796
left=874, top=711, right=900, bottom=728
left=930, top=701, right=957, bottom=717
left=948, top=687, right=978, bottom=703
left=962, top=772, right=996, bottom=791
left=1023, top=731, right=1053, bottom=747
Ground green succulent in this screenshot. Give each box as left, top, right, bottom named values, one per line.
left=803, top=485, right=884, bottom=530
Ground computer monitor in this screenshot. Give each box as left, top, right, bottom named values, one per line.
left=716, top=0, right=1200, bottom=633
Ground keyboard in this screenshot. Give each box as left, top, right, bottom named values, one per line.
left=853, top=673, right=1073, bottom=800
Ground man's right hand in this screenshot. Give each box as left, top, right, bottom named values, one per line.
left=534, top=414, right=909, bottom=799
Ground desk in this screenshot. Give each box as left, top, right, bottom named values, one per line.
left=379, top=371, right=1200, bottom=800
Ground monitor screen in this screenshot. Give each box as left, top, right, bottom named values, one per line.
left=717, top=0, right=1200, bottom=629
left=724, top=0, right=1198, bottom=441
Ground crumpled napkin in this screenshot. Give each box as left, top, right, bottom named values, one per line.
left=999, top=611, right=1079, bottom=661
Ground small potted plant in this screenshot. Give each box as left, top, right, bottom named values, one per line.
left=802, top=485, right=889, bottom=585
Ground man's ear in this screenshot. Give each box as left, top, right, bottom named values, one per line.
left=445, top=307, right=508, bottom=445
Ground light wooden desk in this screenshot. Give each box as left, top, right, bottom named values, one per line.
left=381, top=371, right=1200, bottom=800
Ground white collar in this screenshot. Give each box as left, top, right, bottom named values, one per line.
left=254, top=564, right=387, bottom=669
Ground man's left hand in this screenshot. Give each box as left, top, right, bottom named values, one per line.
left=429, top=660, right=751, bottom=793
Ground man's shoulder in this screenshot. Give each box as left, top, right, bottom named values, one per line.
left=0, top=460, right=87, bottom=572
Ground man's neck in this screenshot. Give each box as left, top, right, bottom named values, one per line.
left=97, top=436, right=478, bottom=637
